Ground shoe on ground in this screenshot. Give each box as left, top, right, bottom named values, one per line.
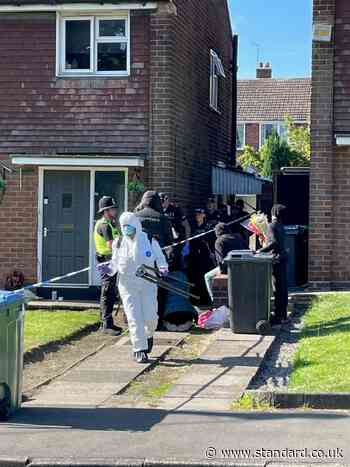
left=111, top=324, right=123, bottom=334
left=101, top=325, right=122, bottom=336
left=134, top=351, right=149, bottom=364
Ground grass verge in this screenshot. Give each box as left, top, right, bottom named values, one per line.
left=24, top=310, right=100, bottom=352
left=231, top=393, right=273, bottom=412
left=288, top=293, right=350, bottom=393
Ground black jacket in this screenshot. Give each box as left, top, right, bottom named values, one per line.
left=259, top=221, right=287, bottom=262
left=135, top=191, right=173, bottom=248
left=215, top=223, right=247, bottom=273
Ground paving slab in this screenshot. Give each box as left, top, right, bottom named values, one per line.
left=25, top=332, right=188, bottom=408
left=159, top=329, right=274, bottom=411
left=165, top=384, right=238, bottom=399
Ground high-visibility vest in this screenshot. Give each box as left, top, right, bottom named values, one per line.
left=94, top=218, right=120, bottom=256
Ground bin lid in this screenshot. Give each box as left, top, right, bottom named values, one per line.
left=0, top=290, right=24, bottom=307
left=225, top=252, right=274, bottom=263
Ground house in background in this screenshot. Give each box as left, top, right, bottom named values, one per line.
left=0, top=0, right=235, bottom=297
left=310, top=0, right=350, bottom=288
left=236, top=64, right=311, bottom=153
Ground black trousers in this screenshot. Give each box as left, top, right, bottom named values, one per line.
left=272, top=261, right=288, bottom=320
left=100, top=272, right=118, bottom=325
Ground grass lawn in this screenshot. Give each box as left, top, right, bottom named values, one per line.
left=288, top=293, right=350, bottom=393
left=24, top=310, right=100, bottom=352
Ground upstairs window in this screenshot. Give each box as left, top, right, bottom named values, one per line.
left=209, top=49, right=226, bottom=112
left=58, top=15, right=130, bottom=77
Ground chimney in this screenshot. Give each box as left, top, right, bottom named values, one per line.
left=256, top=62, right=272, bottom=79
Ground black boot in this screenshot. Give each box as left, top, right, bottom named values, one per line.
left=147, top=337, right=154, bottom=354
left=134, top=351, right=149, bottom=364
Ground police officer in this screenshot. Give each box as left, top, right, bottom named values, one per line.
left=94, top=196, right=122, bottom=335
left=159, top=193, right=191, bottom=241
left=258, top=204, right=289, bottom=326
left=134, top=191, right=173, bottom=248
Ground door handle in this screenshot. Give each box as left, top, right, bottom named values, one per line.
left=43, top=227, right=49, bottom=238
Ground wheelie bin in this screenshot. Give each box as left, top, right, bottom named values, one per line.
left=225, top=251, right=273, bottom=334
left=0, top=291, right=25, bottom=420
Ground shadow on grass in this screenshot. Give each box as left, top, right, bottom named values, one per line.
left=302, top=316, right=350, bottom=338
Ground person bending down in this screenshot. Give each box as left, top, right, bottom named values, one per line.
left=112, top=212, right=168, bottom=364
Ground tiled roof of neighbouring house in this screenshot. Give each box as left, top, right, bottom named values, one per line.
left=237, top=78, right=311, bottom=123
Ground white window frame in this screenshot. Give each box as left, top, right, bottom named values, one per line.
left=259, top=121, right=288, bottom=147
left=236, top=123, right=246, bottom=150
left=57, top=12, right=130, bottom=77
left=209, top=49, right=226, bottom=112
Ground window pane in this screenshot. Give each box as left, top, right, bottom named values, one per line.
left=97, top=43, right=127, bottom=71
left=210, top=75, right=218, bottom=109
left=65, top=20, right=91, bottom=70
left=99, top=19, right=126, bottom=37
left=279, top=123, right=288, bottom=141
left=237, top=124, right=244, bottom=149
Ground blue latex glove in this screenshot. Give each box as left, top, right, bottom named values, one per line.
left=97, top=261, right=114, bottom=277
left=159, top=266, right=169, bottom=278
left=182, top=242, right=190, bottom=258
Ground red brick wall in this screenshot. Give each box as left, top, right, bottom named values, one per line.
left=329, top=0, right=350, bottom=283
left=245, top=123, right=260, bottom=150
left=0, top=156, right=37, bottom=286
left=309, top=0, right=336, bottom=286
left=148, top=1, right=233, bottom=208
left=0, top=12, right=150, bottom=155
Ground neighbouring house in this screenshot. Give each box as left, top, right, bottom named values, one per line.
left=236, top=64, right=311, bottom=153
left=0, top=0, right=241, bottom=297
left=310, top=0, right=350, bottom=288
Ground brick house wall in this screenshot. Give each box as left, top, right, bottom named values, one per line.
left=309, top=0, right=350, bottom=286
left=148, top=0, right=233, bottom=208
left=0, top=12, right=150, bottom=155
left=0, top=11, right=151, bottom=286
left=245, top=123, right=260, bottom=150
left=0, top=157, right=38, bottom=284
left=0, top=2, right=233, bottom=287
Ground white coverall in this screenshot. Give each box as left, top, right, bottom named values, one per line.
left=112, top=212, right=168, bottom=352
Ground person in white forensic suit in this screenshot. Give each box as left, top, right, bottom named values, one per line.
left=112, top=212, right=168, bottom=364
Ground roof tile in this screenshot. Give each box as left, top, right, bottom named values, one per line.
left=237, top=78, right=311, bottom=123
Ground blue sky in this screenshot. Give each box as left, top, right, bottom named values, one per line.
left=228, top=0, right=312, bottom=79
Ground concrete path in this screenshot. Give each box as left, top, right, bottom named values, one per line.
left=157, top=329, right=274, bottom=411
left=24, top=332, right=188, bottom=407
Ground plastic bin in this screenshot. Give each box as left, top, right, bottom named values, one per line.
left=285, top=225, right=308, bottom=288
left=225, top=251, right=273, bottom=334
left=0, top=291, right=25, bottom=420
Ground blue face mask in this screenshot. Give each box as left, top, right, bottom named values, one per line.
left=122, top=224, right=136, bottom=237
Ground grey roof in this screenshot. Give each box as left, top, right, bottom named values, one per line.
left=237, top=78, right=311, bottom=123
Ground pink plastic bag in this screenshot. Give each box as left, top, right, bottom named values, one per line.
left=198, top=306, right=230, bottom=330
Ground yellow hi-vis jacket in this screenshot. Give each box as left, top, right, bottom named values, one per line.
left=94, top=218, right=120, bottom=257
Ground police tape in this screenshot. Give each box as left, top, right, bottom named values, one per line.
left=15, top=211, right=255, bottom=292
left=162, top=212, right=253, bottom=250
left=18, top=267, right=90, bottom=292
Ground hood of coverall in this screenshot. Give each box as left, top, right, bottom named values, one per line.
left=119, top=212, right=143, bottom=237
